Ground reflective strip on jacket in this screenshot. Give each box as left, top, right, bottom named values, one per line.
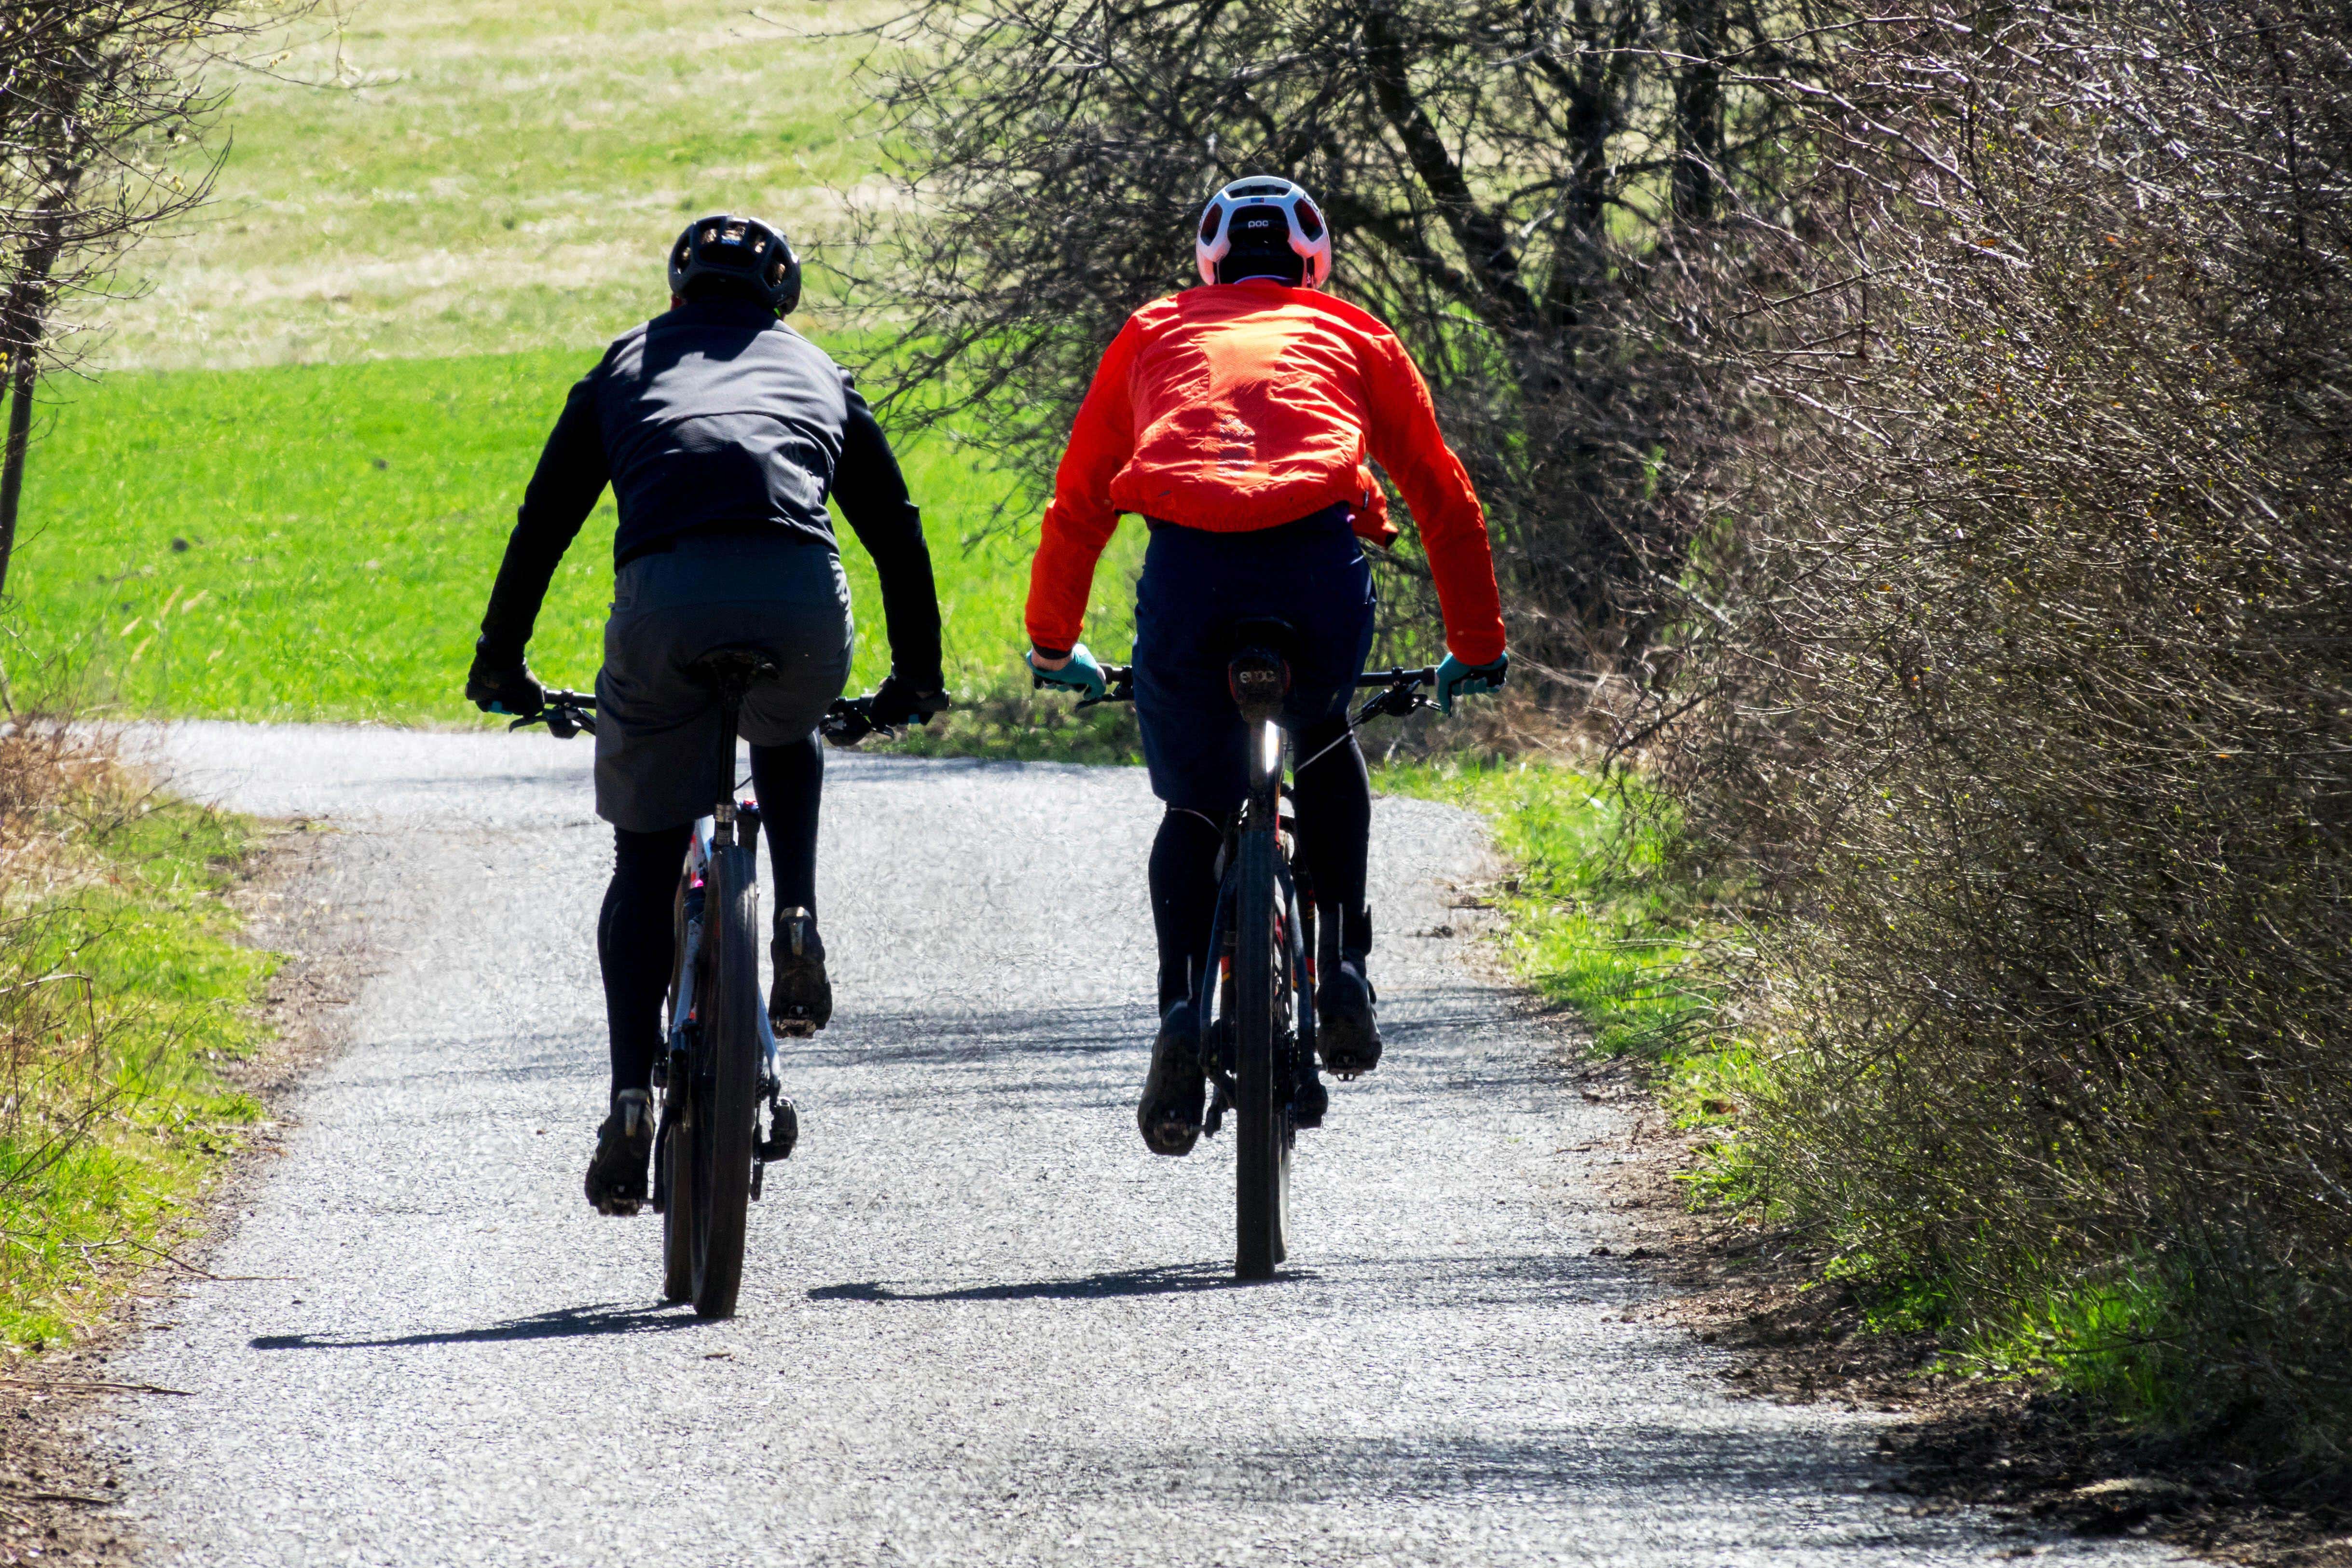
left=1022, top=280, right=1508, bottom=667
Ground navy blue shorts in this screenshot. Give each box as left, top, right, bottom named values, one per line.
left=1132, top=504, right=1377, bottom=818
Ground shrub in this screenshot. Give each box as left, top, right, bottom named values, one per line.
left=1658, top=0, right=2352, bottom=1456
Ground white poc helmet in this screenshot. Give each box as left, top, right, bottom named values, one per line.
left=1195, top=176, right=1332, bottom=289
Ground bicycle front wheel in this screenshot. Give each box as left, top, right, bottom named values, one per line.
left=1234, top=822, right=1293, bottom=1279
left=686, top=839, right=762, bottom=1318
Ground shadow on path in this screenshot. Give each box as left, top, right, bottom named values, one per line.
left=809, top=1262, right=1309, bottom=1303
left=250, top=1301, right=701, bottom=1351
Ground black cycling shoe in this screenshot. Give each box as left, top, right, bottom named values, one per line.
left=585, top=1088, right=655, bottom=1216
left=1318, top=958, right=1383, bottom=1078
left=1292, top=1059, right=1329, bottom=1129
left=770, top=907, right=831, bottom=1036
left=1137, top=999, right=1206, bottom=1156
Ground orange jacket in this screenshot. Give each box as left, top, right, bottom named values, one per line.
left=1024, top=281, right=1508, bottom=666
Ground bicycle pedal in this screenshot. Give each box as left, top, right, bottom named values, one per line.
left=756, top=1097, right=799, bottom=1162
left=773, top=1016, right=816, bottom=1039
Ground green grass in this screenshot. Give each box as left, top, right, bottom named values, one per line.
left=1375, top=756, right=1761, bottom=1188
left=103, top=0, right=903, bottom=369
left=10, top=349, right=1142, bottom=723
left=12, top=0, right=1163, bottom=731
left=1377, top=757, right=1715, bottom=1056
left=0, top=793, right=276, bottom=1349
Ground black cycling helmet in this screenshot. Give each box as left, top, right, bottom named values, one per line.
left=667, top=214, right=802, bottom=314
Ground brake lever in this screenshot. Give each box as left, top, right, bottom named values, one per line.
left=509, top=701, right=595, bottom=738
left=1034, top=671, right=1125, bottom=709
left=820, top=702, right=906, bottom=748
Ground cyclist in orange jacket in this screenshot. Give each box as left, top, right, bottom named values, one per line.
left=1026, top=177, right=1509, bottom=1156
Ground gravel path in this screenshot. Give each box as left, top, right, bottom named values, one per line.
left=96, top=722, right=2180, bottom=1568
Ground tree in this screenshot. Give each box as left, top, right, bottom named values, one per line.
left=847, top=0, right=1833, bottom=683
left=0, top=0, right=284, bottom=602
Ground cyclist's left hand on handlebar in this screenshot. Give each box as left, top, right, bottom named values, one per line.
left=869, top=672, right=950, bottom=729
left=1435, top=650, right=1509, bottom=715
left=1028, top=643, right=1106, bottom=703
left=465, top=653, right=546, bottom=718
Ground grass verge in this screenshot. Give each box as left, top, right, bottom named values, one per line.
left=1376, top=756, right=1716, bottom=1050
left=0, top=724, right=276, bottom=1352
left=1374, top=755, right=1761, bottom=1197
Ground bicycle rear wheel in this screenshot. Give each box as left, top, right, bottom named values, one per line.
left=686, top=840, right=762, bottom=1318
left=1234, top=821, right=1293, bottom=1279
left=659, top=876, right=695, bottom=1304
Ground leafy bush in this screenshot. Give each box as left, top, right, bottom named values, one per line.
left=1657, top=0, right=2352, bottom=1456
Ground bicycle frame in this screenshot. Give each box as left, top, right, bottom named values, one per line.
left=667, top=816, right=782, bottom=1091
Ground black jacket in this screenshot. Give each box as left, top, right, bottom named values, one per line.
left=476, top=298, right=943, bottom=686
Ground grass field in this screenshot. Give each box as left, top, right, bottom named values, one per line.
left=7, top=0, right=1160, bottom=727
left=1379, top=759, right=1713, bottom=1058
left=100, top=0, right=898, bottom=370
left=11, top=349, right=1141, bottom=723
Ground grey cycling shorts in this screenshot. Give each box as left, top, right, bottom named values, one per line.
left=594, top=532, right=853, bottom=832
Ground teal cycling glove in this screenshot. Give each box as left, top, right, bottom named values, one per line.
left=1028, top=643, right=1107, bottom=703
left=1434, top=651, right=1509, bottom=715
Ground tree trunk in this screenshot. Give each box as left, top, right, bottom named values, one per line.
left=1672, top=0, right=1724, bottom=223
left=0, top=234, right=61, bottom=606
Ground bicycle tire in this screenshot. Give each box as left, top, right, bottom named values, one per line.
left=1234, top=821, right=1292, bottom=1279
left=659, top=876, right=695, bottom=1304
left=687, top=840, right=762, bottom=1318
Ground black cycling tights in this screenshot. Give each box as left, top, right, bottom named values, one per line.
left=1148, top=715, right=1372, bottom=1013
left=597, top=733, right=825, bottom=1100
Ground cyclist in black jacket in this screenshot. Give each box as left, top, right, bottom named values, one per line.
left=465, top=216, right=948, bottom=1216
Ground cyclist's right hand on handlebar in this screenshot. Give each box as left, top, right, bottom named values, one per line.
left=1027, top=643, right=1106, bottom=703
left=465, top=651, right=546, bottom=718
left=869, top=672, right=950, bottom=729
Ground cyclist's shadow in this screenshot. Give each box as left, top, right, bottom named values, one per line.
left=809, top=1262, right=1310, bottom=1303
left=250, top=1301, right=702, bottom=1351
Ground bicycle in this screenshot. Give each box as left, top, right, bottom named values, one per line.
left=1037, top=630, right=1440, bottom=1279
left=513, top=669, right=907, bottom=1317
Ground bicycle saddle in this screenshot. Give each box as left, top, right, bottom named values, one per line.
left=684, top=646, right=787, bottom=695
left=1223, top=617, right=1295, bottom=723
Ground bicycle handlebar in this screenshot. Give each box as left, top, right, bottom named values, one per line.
left=508, top=688, right=908, bottom=748
left=819, top=695, right=891, bottom=747
left=1039, top=665, right=1136, bottom=709
left=508, top=689, right=598, bottom=739
left=1031, top=663, right=1439, bottom=714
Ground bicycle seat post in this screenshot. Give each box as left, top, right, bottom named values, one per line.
left=713, top=680, right=744, bottom=844
left=687, top=647, right=784, bottom=850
